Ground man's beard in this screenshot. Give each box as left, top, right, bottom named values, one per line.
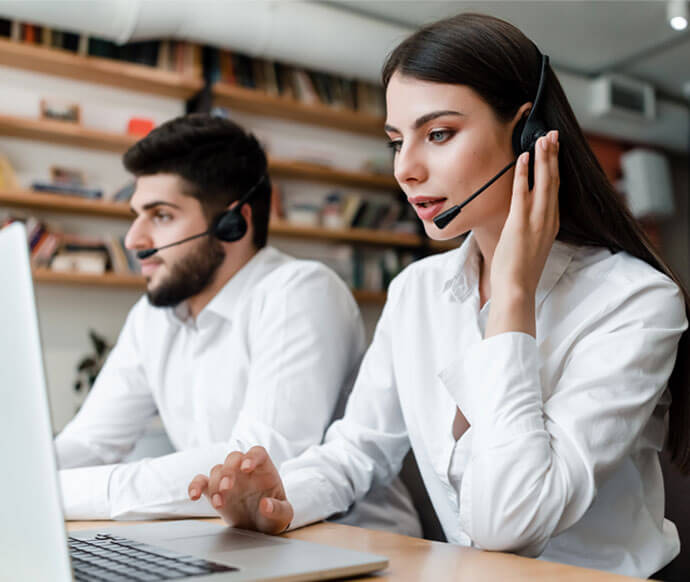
left=146, top=236, right=225, bottom=308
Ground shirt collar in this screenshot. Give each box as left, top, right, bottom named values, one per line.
left=442, top=231, right=576, bottom=307
left=166, top=246, right=285, bottom=328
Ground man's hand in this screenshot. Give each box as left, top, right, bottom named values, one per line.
left=188, top=446, right=293, bottom=534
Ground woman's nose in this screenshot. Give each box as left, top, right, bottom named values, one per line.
left=394, top=144, right=428, bottom=187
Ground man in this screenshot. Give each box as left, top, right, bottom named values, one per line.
left=55, top=114, right=420, bottom=536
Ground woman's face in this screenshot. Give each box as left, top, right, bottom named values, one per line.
left=385, top=72, right=521, bottom=240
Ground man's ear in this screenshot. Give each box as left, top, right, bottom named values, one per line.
left=226, top=201, right=253, bottom=235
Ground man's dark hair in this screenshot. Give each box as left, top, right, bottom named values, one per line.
left=123, top=113, right=272, bottom=249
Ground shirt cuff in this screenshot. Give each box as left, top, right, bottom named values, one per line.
left=439, top=332, right=544, bottom=448
left=282, top=469, right=338, bottom=531
left=59, top=465, right=116, bottom=520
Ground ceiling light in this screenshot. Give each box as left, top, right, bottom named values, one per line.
left=667, top=0, right=688, bottom=30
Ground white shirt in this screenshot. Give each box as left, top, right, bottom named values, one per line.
left=281, top=233, right=687, bottom=578
left=55, top=246, right=419, bottom=535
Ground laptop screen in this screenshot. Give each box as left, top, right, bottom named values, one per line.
left=0, top=222, right=73, bottom=581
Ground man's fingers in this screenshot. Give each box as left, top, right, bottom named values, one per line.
left=258, top=497, right=293, bottom=535
left=188, top=474, right=209, bottom=500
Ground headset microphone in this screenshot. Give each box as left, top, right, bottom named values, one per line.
left=433, top=52, right=550, bottom=230
left=137, top=231, right=211, bottom=260
left=136, top=173, right=268, bottom=260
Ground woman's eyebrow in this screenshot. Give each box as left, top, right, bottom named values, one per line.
left=384, top=110, right=465, bottom=134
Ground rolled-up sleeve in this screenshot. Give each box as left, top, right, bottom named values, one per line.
left=281, top=273, right=412, bottom=530
left=439, top=277, right=687, bottom=555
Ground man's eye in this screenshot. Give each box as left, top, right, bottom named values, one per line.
left=428, top=129, right=454, bottom=143
left=386, top=140, right=402, bottom=153
left=153, top=212, right=172, bottom=223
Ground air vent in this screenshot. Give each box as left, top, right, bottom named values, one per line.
left=590, top=74, right=656, bottom=121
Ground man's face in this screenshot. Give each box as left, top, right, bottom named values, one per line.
left=124, top=173, right=225, bottom=307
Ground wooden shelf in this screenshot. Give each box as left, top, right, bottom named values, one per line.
left=0, top=189, right=133, bottom=218
left=0, top=114, right=137, bottom=152
left=32, top=267, right=386, bottom=303
left=268, top=159, right=396, bottom=190
left=213, top=83, right=384, bottom=137
left=268, top=218, right=421, bottom=247
left=351, top=289, right=387, bottom=305
left=0, top=38, right=203, bottom=99
left=32, top=268, right=145, bottom=289
left=0, top=190, right=426, bottom=248
left=0, top=115, right=395, bottom=190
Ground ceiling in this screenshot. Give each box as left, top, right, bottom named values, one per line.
left=324, top=0, right=690, bottom=102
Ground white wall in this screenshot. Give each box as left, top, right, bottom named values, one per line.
left=0, top=65, right=390, bottom=431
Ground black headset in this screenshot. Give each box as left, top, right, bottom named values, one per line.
left=136, top=173, right=269, bottom=260
left=433, top=52, right=551, bottom=230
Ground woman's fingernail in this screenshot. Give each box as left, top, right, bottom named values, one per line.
left=190, top=488, right=198, bottom=498
left=220, top=477, right=231, bottom=491
left=241, top=459, right=252, bottom=471
left=212, top=494, right=222, bottom=507
left=265, top=499, right=274, bottom=514
left=540, top=137, right=548, bottom=150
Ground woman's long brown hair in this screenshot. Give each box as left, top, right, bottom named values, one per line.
left=383, top=13, right=690, bottom=473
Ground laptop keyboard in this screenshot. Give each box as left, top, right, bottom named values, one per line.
left=68, top=533, right=237, bottom=581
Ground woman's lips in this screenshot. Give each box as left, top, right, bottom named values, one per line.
left=409, top=196, right=448, bottom=221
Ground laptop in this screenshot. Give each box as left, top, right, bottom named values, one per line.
left=0, top=222, right=388, bottom=581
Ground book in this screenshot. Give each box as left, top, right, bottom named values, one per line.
left=341, top=194, right=363, bottom=227
left=51, top=251, right=107, bottom=275
left=0, top=154, right=20, bottom=190
left=292, top=70, right=319, bottom=104
left=104, top=234, right=130, bottom=274
left=31, top=181, right=103, bottom=199
left=0, top=18, right=11, bottom=38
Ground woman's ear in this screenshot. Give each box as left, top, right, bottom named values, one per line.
left=511, top=101, right=533, bottom=131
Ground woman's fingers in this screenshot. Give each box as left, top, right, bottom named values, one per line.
left=188, top=474, right=209, bottom=501
left=532, top=131, right=560, bottom=231
left=510, top=150, right=530, bottom=220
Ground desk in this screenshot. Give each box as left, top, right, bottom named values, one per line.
left=67, top=520, right=644, bottom=581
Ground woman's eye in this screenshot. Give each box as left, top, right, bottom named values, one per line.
left=387, top=140, right=402, bottom=153
left=428, top=129, right=454, bottom=143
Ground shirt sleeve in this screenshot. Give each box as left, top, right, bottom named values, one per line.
left=439, top=274, right=688, bottom=556
left=62, top=263, right=368, bottom=521
left=281, top=273, right=412, bottom=530
left=55, top=299, right=156, bottom=470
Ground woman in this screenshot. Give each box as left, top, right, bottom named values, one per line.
left=188, top=13, right=689, bottom=577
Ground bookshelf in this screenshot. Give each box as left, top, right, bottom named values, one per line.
left=31, top=267, right=387, bottom=304
left=0, top=114, right=136, bottom=152
left=0, top=114, right=396, bottom=191
left=213, top=83, right=384, bottom=137
left=0, top=38, right=456, bottom=310
left=0, top=190, right=427, bottom=248
left=0, top=38, right=203, bottom=99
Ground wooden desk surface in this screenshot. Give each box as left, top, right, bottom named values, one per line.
left=67, top=519, right=644, bottom=582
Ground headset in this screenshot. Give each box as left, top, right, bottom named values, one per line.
left=137, top=173, right=268, bottom=260
left=433, top=52, right=551, bottom=230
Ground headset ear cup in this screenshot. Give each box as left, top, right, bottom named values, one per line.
left=512, top=117, right=527, bottom=157
left=213, top=210, right=248, bottom=243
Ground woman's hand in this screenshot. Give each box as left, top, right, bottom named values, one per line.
left=188, top=446, right=293, bottom=534
left=486, top=130, right=560, bottom=339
